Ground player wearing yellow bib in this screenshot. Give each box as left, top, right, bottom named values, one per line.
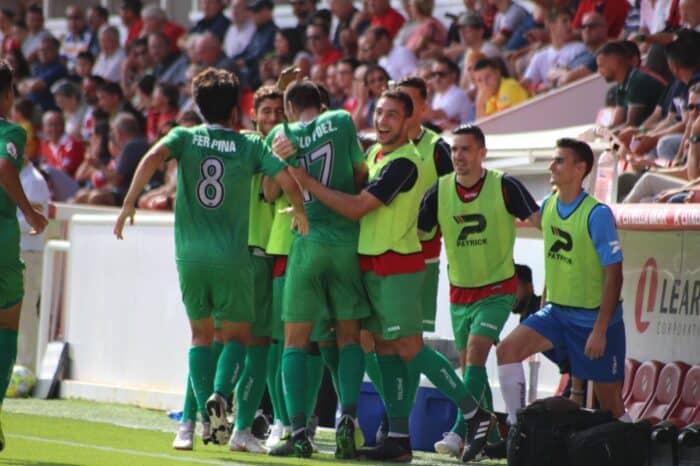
left=114, top=68, right=308, bottom=447
left=0, top=60, right=48, bottom=452
left=283, top=90, right=495, bottom=463
left=418, top=125, right=540, bottom=460
left=497, top=138, right=630, bottom=431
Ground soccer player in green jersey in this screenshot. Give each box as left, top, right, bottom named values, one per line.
left=114, top=68, right=308, bottom=446
left=418, top=125, right=540, bottom=460
left=266, top=81, right=370, bottom=459
left=0, top=59, right=48, bottom=452
left=282, top=89, right=495, bottom=463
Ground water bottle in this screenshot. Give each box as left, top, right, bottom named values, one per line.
left=167, top=410, right=183, bottom=421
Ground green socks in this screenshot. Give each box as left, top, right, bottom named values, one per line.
left=234, top=345, right=269, bottom=430
left=408, top=346, right=477, bottom=417
left=464, top=366, right=500, bottom=442
left=181, top=376, right=197, bottom=423
left=267, top=342, right=284, bottom=424
left=0, top=329, right=18, bottom=406
left=306, top=353, right=324, bottom=420
left=338, top=344, right=365, bottom=417
left=188, top=345, right=213, bottom=417
left=319, top=344, right=340, bottom=400
left=365, top=351, right=384, bottom=398
left=378, top=355, right=411, bottom=435
left=282, top=347, right=308, bottom=432
left=214, top=340, right=247, bottom=396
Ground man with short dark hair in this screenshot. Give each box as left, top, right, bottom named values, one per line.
left=306, top=20, right=342, bottom=66
left=191, top=0, right=231, bottom=42
left=473, top=57, right=528, bottom=118
left=120, top=0, right=144, bottom=45
left=60, top=5, right=91, bottom=71
left=233, top=0, right=278, bottom=89
left=426, top=56, right=471, bottom=129
left=114, top=68, right=308, bottom=447
left=19, top=35, right=67, bottom=111
left=22, top=4, right=49, bottom=64
left=497, top=138, right=632, bottom=428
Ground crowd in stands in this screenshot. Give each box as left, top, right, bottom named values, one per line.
left=3, top=0, right=700, bottom=208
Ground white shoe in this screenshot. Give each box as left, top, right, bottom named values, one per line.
left=172, top=420, right=194, bottom=450
left=434, top=431, right=464, bottom=458
left=265, top=421, right=284, bottom=448
left=229, top=428, right=267, bottom=453
left=205, top=393, right=231, bottom=445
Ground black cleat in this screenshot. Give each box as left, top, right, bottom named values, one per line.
left=335, top=414, right=361, bottom=459
left=360, top=435, right=412, bottom=463
left=483, top=439, right=507, bottom=459
left=462, top=408, right=497, bottom=463
left=268, top=433, right=313, bottom=458
left=375, top=413, right=389, bottom=445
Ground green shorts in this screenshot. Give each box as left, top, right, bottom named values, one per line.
left=311, top=318, right=336, bottom=342
left=0, top=262, right=24, bottom=309
left=421, top=261, right=440, bottom=332
left=271, top=275, right=285, bottom=340
left=450, top=293, right=514, bottom=350
left=363, top=270, right=424, bottom=341
left=177, top=261, right=253, bottom=323
left=251, top=252, right=274, bottom=337
left=283, top=238, right=370, bottom=323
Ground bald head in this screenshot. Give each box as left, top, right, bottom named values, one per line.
left=195, top=33, right=223, bottom=66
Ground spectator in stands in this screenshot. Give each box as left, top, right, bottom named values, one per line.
left=146, top=83, right=179, bottom=143
left=60, top=5, right=90, bottom=71
left=160, top=34, right=199, bottom=91
left=82, top=74, right=104, bottom=109
left=520, top=8, right=587, bottom=94
left=137, top=119, right=179, bottom=211
left=38, top=111, right=85, bottom=178
left=352, top=64, right=389, bottom=130
left=73, top=112, right=151, bottom=206
left=547, top=10, right=608, bottom=88
left=512, top=264, right=541, bottom=322
left=52, top=80, right=89, bottom=142
left=190, top=0, right=231, bottom=42
left=21, top=5, right=48, bottom=64
left=573, top=0, right=632, bottom=39
left=459, top=12, right=501, bottom=61
left=133, top=75, right=155, bottom=113
left=18, top=35, right=67, bottom=111
left=489, top=0, right=532, bottom=48
left=93, top=26, right=126, bottom=83
left=74, top=51, right=95, bottom=79
left=141, top=5, right=186, bottom=55
left=195, top=32, right=234, bottom=72
left=623, top=83, right=700, bottom=202
left=336, top=57, right=359, bottom=109
left=597, top=41, right=666, bottom=127
left=11, top=98, right=38, bottom=161
left=290, top=0, right=329, bottom=33
left=149, top=32, right=183, bottom=86
left=330, top=0, right=369, bottom=50
left=306, top=19, right=342, bottom=66
left=368, top=0, right=406, bottom=38
left=402, top=0, right=447, bottom=60
left=74, top=119, right=111, bottom=188
left=120, top=0, right=144, bottom=46
left=4, top=46, right=30, bottom=83
left=343, top=63, right=367, bottom=115
left=178, top=64, right=205, bottom=114
left=233, top=0, right=278, bottom=89
left=223, top=0, right=257, bottom=58
left=96, top=80, right=145, bottom=130
left=120, top=38, right=150, bottom=103
left=426, top=56, right=472, bottom=129
left=473, top=57, right=528, bottom=118
left=86, top=5, right=109, bottom=57
left=364, top=26, right=417, bottom=80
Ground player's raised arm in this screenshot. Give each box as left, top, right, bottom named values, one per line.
left=114, top=142, right=170, bottom=239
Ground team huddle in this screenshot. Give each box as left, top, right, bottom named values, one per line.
left=105, top=64, right=629, bottom=464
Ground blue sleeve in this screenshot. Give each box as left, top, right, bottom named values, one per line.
left=588, top=204, right=623, bottom=266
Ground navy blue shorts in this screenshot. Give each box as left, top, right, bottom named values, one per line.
left=522, top=304, right=625, bottom=382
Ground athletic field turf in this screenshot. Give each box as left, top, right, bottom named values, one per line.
left=1, top=399, right=507, bottom=465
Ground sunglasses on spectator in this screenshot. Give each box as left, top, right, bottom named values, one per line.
left=431, top=71, right=448, bottom=78
left=685, top=103, right=700, bottom=111
left=580, top=22, right=602, bottom=29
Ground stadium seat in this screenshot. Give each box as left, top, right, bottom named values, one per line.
left=625, top=360, right=664, bottom=421
left=641, top=361, right=690, bottom=424
left=666, top=365, right=700, bottom=427
left=623, top=358, right=640, bottom=401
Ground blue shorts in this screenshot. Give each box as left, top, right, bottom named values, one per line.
left=522, top=304, right=625, bottom=382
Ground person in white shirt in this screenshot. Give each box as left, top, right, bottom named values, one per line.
left=489, top=0, right=531, bottom=48
left=16, top=159, right=50, bottom=372
left=223, top=0, right=257, bottom=58
left=521, top=8, right=587, bottom=94
left=92, top=25, right=126, bottom=83
left=364, top=26, right=417, bottom=80
left=426, top=56, right=473, bottom=129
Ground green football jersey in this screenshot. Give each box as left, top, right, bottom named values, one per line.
left=266, top=110, right=363, bottom=245
left=161, top=124, right=286, bottom=266
left=0, top=119, right=26, bottom=267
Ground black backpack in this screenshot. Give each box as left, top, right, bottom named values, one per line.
left=507, top=396, right=613, bottom=466
left=566, top=420, right=652, bottom=466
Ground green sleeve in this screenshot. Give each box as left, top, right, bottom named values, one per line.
left=343, top=113, right=364, bottom=164
left=160, top=126, right=187, bottom=161
left=255, top=136, right=287, bottom=178
left=0, top=125, right=27, bottom=170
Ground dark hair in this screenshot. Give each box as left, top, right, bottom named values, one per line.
left=278, top=28, right=304, bottom=63
left=121, top=0, right=143, bottom=15
left=13, top=19, right=27, bottom=30
left=155, top=82, right=180, bottom=109
left=396, top=76, right=427, bottom=100
left=192, top=67, right=239, bottom=124
left=5, top=48, right=29, bottom=79
left=98, top=80, right=124, bottom=98
left=0, top=59, right=14, bottom=96
left=89, top=5, right=109, bottom=21
left=452, top=124, right=485, bottom=147
left=618, top=40, right=641, bottom=61
left=130, top=36, right=149, bottom=51
left=308, top=17, right=330, bottom=36
left=1, top=9, right=14, bottom=22
left=364, top=64, right=390, bottom=87
left=379, top=89, right=413, bottom=117
left=253, top=85, right=283, bottom=111
left=515, top=264, right=533, bottom=284
left=665, top=33, right=700, bottom=69
left=556, top=137, right=594, bottom=178
left=52, top=80, right=82, bottom=98
left=369, top=26, right=392, bottom=42
left=285, top=80, right=322, bottom=112
left=86, top=74, right=106, bottom=87
left=316, top=83, right=331, bottom=109
left=27, top=4, right=44, bottom=17
left=93, top=119, right=112, bottom=164
left=434, top=56, right=460, bottom=79
left=77, top=50, right=95, bottom=64
left=136, top=74, right=155, bottom=95
left=473, top=57, right=501, bottom=72
left=13, top=98, right=35, bottom=121
left=41, top=34, right=61, bottom=51
left=546, top=7, right=572, bottom=23
left=177, top=110, right=202, bottom=126
left=338, top=57, right=360, bottom=70
left=597, top=40, right=632, bottom=59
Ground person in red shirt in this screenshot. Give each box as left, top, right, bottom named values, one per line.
left=120, top=0, right=144, bottom=46
left=141, top=5, right=185, bottom=55
left=38, top=111, right=85, bottom=178
left=145, top=82, right=179, bottom=143
left=306, top=20, right=342, bottom=66
left=368, top=0, right=405, bottom=38
left=572, top=0, right=631, bottom=39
